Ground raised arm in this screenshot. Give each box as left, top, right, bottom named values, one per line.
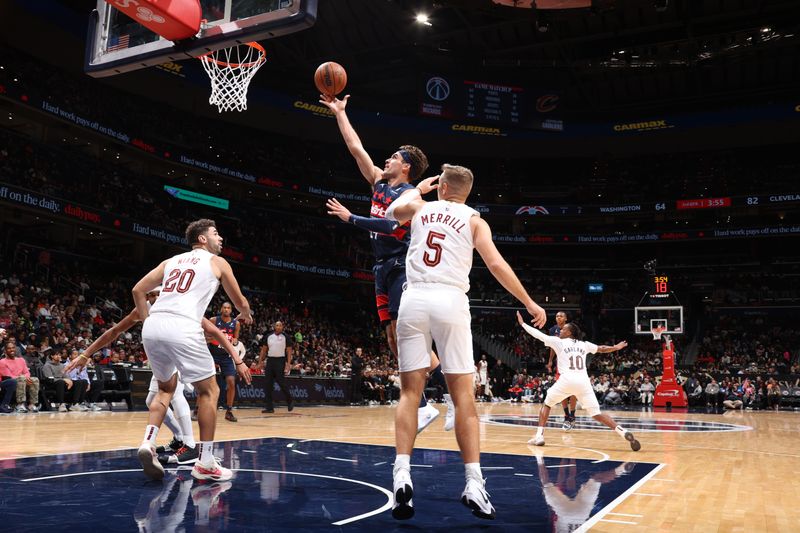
left=595, top=341, right=628, bottom=354
left=65, top=309, right=139, bottom=372
left=318, top=95, right=382, bottom=186
left=132, top=260, right=167, bottom=321
left=212, top=256, right=253, bottom=325
left=202, top=317, right=250, bottom=384
left=516, top=312, right=558, bottom=348
left=476, top=221, right=545, bottom=328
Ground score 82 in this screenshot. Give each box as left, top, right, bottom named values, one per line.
left=747, top=196, right=759, bottom=205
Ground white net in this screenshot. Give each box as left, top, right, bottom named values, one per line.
left=199, top=42, right=266, bottom=113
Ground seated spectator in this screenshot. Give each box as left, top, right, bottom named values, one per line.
left=42, top=351, right=86, bottom=412
left=65, top=349, right=102, bottom=411
left=0, top=341, right=40, bottom=412
left=639, top=377, right=655, bottom=406
left=766, top=378, right=781, bottom=411
left=703, top=378, right=720, bottom=407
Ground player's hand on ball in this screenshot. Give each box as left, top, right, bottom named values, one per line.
left=326, top=198, right=352, bottom=222
left=526, top=303, right=547, bottom=328
left=318, top=94, right=349, bottom=113
left=416, top=175, right=440, bottom=195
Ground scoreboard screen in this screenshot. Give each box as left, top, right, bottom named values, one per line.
left=420, top=74, right=562, bottom=131
left=653, top=275, right=670, bottom=297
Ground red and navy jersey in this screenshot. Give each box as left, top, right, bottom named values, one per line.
left=549, top=325, right=562, bottom=337
left=209, top=314, right=237, bottom=346
left=370, top=179, right=413, bottom=261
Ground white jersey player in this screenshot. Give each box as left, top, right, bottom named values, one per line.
left=66, top=287, right=245, bottom=466
left=385, top=164, right=546, bottom=521
left=516, top=313, right=641, bottom=451
left=131, top=218, right=253, bottom=482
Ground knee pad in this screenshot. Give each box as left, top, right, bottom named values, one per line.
left=171, top=392, right=191, bottom=419
left=145, top=391, right=156, bottom=408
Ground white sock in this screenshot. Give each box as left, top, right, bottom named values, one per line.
left=536, top=426, right=544, bottom=438
left=142, top=425, right=159, bottom=446
left=198, top=441, right=215, bottom=466
left=162, top=408, right=183, bottom=441
left=177, top=414, right=196, bottom=448
left=444, top=393, right=453, bottom=404
left=394, top=454, right=411, bottom=476
left=615, top=425, right=627, bottom=438
left=465, top=462, right=482, bottom=483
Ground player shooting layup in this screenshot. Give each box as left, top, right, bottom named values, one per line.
left=132, top=219, right=253, bottom=482
left=320, top=94, right=446, bottom=432
left=517, top=314, right=641, bottom=451
left=385, top=165, right=547, bottom=520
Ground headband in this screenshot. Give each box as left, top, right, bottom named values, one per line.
left=398, top=150, right=416, bottom=176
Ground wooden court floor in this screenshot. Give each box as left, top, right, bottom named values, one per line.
left=2, top=402, right=798, bottom=532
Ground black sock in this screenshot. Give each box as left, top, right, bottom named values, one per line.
left=418, top=391, right=427, bottom=408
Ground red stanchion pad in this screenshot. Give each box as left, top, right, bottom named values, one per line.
left=103, top=0, right=202, bottom=41
left=654, top=348, right=688, bottom=407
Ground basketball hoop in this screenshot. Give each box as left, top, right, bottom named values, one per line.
left=651, top=325, right=665, bottom=341
left=199, top=42, right=266, bottom=112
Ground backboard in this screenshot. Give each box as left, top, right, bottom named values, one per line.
left=634, top=306, right=683, bottom=336
left=85, top=0, right=317, bottom=77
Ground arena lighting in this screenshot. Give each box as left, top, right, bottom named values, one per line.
left=415, top=13, right=432, bottom=26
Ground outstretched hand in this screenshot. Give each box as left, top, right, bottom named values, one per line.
left=64, top=354, right=88, bottom=373
left=326, top=198, right=352, bottom=222
left=318, top=94, right=350, bottom=114
left=615, top=340, right=628, bottom=351
left=237, top=310, right=254, bottom=326
left=236, top=362, right=252, bottom=385
left=416, top=175, right=440, bottom=195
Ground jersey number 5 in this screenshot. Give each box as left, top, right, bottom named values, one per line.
left=423, top=231, right=446, bottom=267
left=162, top=268, right=195, bottom=293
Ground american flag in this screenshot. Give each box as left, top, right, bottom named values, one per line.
left=108, top=33, right=130, bottom=52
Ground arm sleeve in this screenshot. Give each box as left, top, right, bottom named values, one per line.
left=584, top=341, right=599, bottom=354
left=520, top=323, right=560, bottom=350
left=385, top=188, right=421, bottom=221
left=348, top=214, right=399, bottom=234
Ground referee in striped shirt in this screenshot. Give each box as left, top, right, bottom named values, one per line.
left=258, top=321, right=294, bottom=414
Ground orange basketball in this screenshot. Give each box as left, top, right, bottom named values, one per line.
left=314, top=62, right=347, bottom=97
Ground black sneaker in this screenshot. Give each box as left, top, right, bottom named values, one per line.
left=225, top=409, right=237, bottom=422
left=158, top=445, right=199, bottom=465
left=155, top=436, right=184, bottom=454
left=625, top=431, right=641, bottom=451
left=287, top=402, right=294, bottom=412
left=262, top=408, right=274, bottom=413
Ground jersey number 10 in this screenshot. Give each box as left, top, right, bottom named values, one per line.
left=568, top=355, right=585, bottom=370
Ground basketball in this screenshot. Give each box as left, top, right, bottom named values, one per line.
left=314, top=61, right=347, bottom=97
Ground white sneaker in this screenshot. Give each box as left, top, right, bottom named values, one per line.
left=443, top=394, right=455, bottom=432
left=138, top=443, right=165, bottom=481
left=89, top=403, right=102, bottom=411
left=15, top=405, right=27, bottom=413
left=417, top=403, right=440, bottom=434
left=391, top=468, right=414, bottom=520
left=58, top=403, right=67, bottom=413
left=192, top=458, right=233, bottom=482
left=77, top=403, right=90, bottom=412
left=528, top=434, right=545, bottom=446
left=28, top=404, right=39, bottom=413
left=461, top=478, right=495, bottom=520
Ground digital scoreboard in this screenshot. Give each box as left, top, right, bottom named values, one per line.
left=653, top=275, right=670, bottom=298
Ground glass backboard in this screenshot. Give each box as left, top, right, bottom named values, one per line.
left=85, top=0, right=317, bottom=77
left=634, top=306, right=684, bottom=336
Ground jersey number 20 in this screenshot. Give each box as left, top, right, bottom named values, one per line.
left=423, top=231, right=446, bottom=267
left=162, top=269, right=195, bottom=293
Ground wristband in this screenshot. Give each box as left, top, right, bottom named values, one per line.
left=235, top=361, right=245, bottom=366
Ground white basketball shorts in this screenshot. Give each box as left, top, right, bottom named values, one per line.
left=397, top=284, right=474, bottom=374
left=142, top=313, right=215, bottom=385
left=544, top=376, right=600, bottom=416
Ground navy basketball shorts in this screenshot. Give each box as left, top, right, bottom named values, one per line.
left=209, top=344, right=236, bottom=377
left=373, top=256, right=406, bottom=327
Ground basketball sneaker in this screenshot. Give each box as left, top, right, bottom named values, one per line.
left=156, top=436, right=184, bottom=454
left=528, top=434, right=545, bottom=446
left=461, top=478, right=496, bottom=520
left=191, top=458, right=233, bottom=482
left=443, top=394, right=455, bottom=432
left=225, top=409, right=237, bottom=422
left=391, top=468, right=414, bottom=520
left=625, top=431, right=641, bottom=451
left=159, top=445, right=199, bottom=465
left=417, top=403, right=440, bottom=434
left=138, top=443, right=165, bottom=480
left=191, top=481, right=232, bottom=526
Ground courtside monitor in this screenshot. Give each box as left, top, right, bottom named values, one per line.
left=85, top=0, right=317, bottom=77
